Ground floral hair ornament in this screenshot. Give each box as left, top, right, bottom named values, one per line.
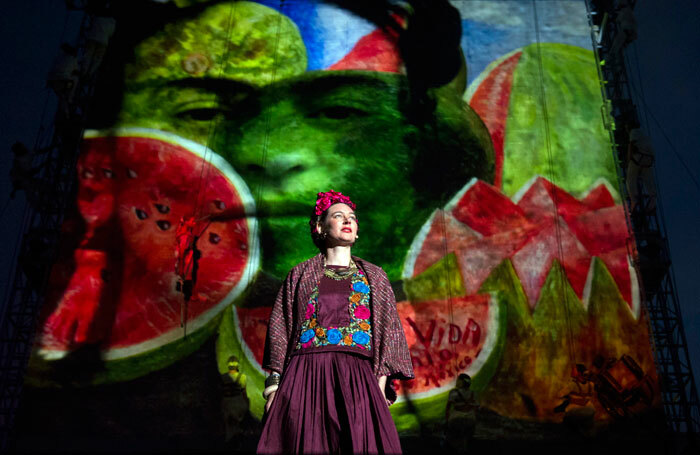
left=310, top=190, right=357, bottom=233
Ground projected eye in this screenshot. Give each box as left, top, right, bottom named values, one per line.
left=310, top=105, right=368, bottom=120
left=175, top=107, right=223, bottom=122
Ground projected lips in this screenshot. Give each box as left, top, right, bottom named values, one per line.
left=36, top=128, right=258, bottom=380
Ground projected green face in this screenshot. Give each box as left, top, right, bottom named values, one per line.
left=116, top=1, right=494, bottom=279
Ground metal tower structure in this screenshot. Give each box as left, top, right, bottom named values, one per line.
left=0, top=7, right=107, bottom=450
left=586, top=0, right=700, bottom=444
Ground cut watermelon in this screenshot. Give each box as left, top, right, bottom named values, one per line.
left=405, top=177, right=639, bottom=316
left=466, top=43, right=618, bottom=197
left=400, top=177, right=654, bottom=422
left=390, top=293, right=506, bottom=431
left=31, top=128, right=259, bottom=383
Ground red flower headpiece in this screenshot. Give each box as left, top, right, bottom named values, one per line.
left=310, top=190, right=357, bottom=232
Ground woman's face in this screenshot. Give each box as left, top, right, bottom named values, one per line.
left=318, top=203, right=358, bottom=248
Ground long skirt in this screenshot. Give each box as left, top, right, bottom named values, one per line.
left=257, top=351, right=402, bottom=454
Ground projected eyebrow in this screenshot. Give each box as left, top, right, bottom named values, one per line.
left=291, top=73, right=394, bottom=94
left=165, top=77, right=258, bottom=95
left=289, top=73, right=403, bottom=119
left=162, top=77, right=261, bottom=120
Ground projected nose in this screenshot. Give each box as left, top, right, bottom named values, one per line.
left=245, top=157, right=305, bottom=180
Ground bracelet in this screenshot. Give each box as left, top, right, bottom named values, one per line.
left=265, top=372, right=281, bottom=388
left=263, top=384, right=279, bottom=400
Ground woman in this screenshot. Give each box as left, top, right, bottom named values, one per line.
left=257, top=190, right=414, bottom=454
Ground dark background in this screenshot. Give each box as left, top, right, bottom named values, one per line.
left=1, top=0, right=699, bottom=408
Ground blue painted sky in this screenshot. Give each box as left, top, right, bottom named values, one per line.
left=455, top=0, right=592, bottom=83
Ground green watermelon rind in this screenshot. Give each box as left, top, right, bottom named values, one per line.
left=31, top=128, right=260, bottom=383
left=228, top=306, right=268, bottom=419
left=390, top=291, right=507, bottom=433
left=401, top=177, right=480, bottom=281
left=26, top=311, right=223, bottom=387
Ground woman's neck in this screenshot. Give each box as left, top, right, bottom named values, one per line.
left=324, top=246, right=352, bottom=267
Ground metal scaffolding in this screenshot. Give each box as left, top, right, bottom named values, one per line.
left=0, top=7, right=106, bottom=450
left=586, top=0, right=700, bottom=444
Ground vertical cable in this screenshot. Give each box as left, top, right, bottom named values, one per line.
left=532, top=0, right=578, bottom=367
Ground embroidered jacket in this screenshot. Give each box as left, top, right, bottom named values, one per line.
left=263, top=254, right=414, bottom=383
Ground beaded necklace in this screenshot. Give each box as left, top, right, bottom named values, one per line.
left=322, top=257, right=357, bottom=281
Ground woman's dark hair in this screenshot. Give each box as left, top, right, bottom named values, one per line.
left=310, top=209, right=328, bottom=252
left=309, top=205, right=359, bottom=252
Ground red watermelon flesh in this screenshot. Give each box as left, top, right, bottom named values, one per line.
left=510, top=218, right=591, bottom=306
left=411, top=210, right=481, bottom=278
left=37, top=129, right=255, bottom=358
left=455, top=227, right=534, bottom=296
left=582, top=183, right=617, bottom=210
left=449, top=179, right=530, bottom=236
left=566, top=205, right=629, bottom=256
left=408, top=177, right=638, bottom=313
left=42, top=249, right=108, bottom=348
left=395, top=294, right=498, bottom=397
left=516, top=176, right=591, bottom=225
left=234, top=306, right=272, bottom=370
left=468, top=51, right=523, bottom=189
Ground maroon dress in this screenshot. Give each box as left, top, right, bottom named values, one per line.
left=257, top=266, right=403, bottom=454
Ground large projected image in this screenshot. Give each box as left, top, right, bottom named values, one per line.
left=21, top=0, right=659, bottom=442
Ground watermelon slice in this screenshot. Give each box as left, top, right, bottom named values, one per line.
left=397, top=177, right=653, bottom=423
left=404, top=177, right=639, bottom=317
left=390, top=293, right=506, bottom=431
left=466, top=43, right=618, bottom=197
left=32, top=128, right=259, bottom=383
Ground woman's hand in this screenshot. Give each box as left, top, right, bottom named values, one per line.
left=378, top=375, right=391, bottom=407
left=265, top=391, right=277, bottom=413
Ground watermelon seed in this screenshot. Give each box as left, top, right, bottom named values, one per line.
left=155, top=203, right=170, bottom=214
left=102, top=168, right=115, bottom=179
left=156, top=220, right=171, bottom=231
left=127, top=168, right=138, bottom=178
left=135, top=209, right=148, bottom=220
left=213, top=200, right=226, bottom=210
left=209, top=232, right=221, bottom=244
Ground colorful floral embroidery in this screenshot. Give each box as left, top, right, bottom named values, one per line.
left=327, top=329, right=342, bottom=344
left=353, top=306, right=370, bottom=319
left=352, top=282, right=370, bottom=293
left=305, top=303, right=315, bottom=319
left=295, top=269, right=372, bottom=351
left=352, top=331, right=370, bottom=345
left=300, top=329, right=315, bottom=344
